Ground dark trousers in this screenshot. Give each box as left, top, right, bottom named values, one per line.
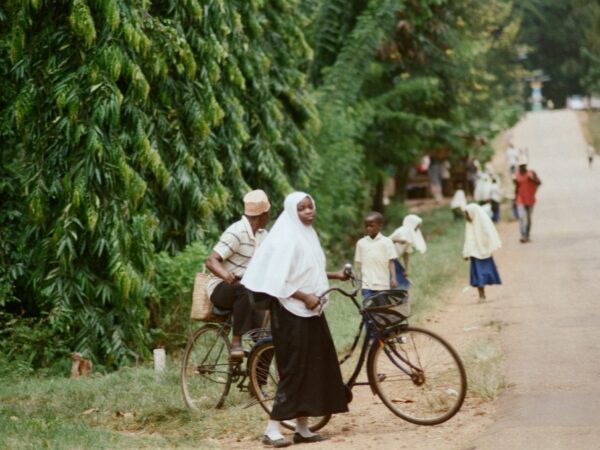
left=210, top=282, right=264, bottom=336
left=491, top=201, right=500, bottom=223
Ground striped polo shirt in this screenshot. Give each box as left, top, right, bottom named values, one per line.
left=206, top=216, right=267, bottom=297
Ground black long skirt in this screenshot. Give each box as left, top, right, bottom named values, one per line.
left=270, top=300, right=349, bottom=421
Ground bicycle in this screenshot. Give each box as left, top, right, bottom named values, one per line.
left=180, top=305, right=261, bottom=411
left=247, top=265, right=467, bottom=429
left=180, top=303, right=327, bottom=431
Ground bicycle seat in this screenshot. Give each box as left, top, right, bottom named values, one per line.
left=212, top=305, right=231, bottom=316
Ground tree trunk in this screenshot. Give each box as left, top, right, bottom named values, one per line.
left=372, top=177, right=385, bottom=212
left=395, top=166, right=410, bottom=201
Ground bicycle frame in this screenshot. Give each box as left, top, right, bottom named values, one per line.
left=322, top=281, right=424, bottom=396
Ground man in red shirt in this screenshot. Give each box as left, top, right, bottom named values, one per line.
left=514, top=155, right=542, bottom=243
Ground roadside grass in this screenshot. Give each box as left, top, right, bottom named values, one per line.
left=578, top=110, right=600, bottom=156
left=0, top=203, right=484, bottom=449
left=464, top=339, right=507, bottom=401
left=0, top=364, right=264, bottom=449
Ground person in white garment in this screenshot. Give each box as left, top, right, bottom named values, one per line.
left=389, top=214, right=427, bottom=290
left=463, top=203, right=502, bottom=302
left=242, top=192, right=349, bottom=447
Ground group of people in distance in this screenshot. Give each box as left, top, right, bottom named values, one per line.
left=451, top=144, right=543, bottom=302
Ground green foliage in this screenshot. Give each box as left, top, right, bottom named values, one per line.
left=518, top=0, right=593, bottom=105
left=309, top=0, right=524, bottom=230
left=0, top=0, right=527, bottom=371
left=148, top=241, right=210, bottom=351
left=0, top=0, right=316, bottom=367
left=0, top=312, right=71, bottom=375
left=310, top=0, right=403, bottom=248
left=578, top=2, right=600, bottom=96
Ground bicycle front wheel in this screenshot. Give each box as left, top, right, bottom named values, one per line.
left=368, top=326, right=467, bottom=425
left=247, top=340, right=331, bottom=432
left=181, top=324, right=232, bottom=410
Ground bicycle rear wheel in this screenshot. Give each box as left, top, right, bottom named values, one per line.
left=368, top=326, right=467, bottom=425
left=247, top=340, right=331, bottom=432
left=181, top=324, right=232, bottom=410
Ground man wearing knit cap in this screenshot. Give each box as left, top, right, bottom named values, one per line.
left=205, top=189, right=271, bottom=358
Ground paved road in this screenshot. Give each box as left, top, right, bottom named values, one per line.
left=471, top=110, right=600, bottom=449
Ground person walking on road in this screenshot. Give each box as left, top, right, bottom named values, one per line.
left=463, top=203, right=502, bottom=302
left=514, top=155, right=541, bottom=243
left=587, top=142, right=595, bottom=168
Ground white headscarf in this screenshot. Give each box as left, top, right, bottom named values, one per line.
left=463, top=203, right=502, bottom=259
left=450, top=189, right=467, bottom=210
left=241, top=192, right=329, bottom=317
left=390, top=214, right=427, bottom=255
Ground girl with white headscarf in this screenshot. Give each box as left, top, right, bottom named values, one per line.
left=463, top=203, right=502, bottom=302
left=389, top=214, right=427, bottom=289
left=242, top=192, right=349, bottom=446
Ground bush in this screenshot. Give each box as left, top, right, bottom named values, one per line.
left=0, top=312, right=71, bottom=376
left=148, top=241, right=211, bottom=352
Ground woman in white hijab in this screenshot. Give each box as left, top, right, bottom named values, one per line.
left=389, top=214, right=427, bottom=289
left=242, top=192, right=349, bottom=447
left=463, top=203, right=502, bottom=302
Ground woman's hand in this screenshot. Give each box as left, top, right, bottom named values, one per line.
left=303, top=294, right=321, bottom=310
left=292, top=290, right=321, bottom=310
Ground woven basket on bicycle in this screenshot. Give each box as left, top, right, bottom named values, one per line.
left=363, top=290, right=410, bottom=335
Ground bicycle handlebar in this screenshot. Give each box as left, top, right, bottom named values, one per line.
left=316, top=263, right=363, bottom=312
left=319, top=285, right=360, bottom=300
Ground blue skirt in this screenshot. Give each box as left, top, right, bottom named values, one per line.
left=393, top=259, right=411, bottom=290
left=470, top=257, right=502, bottom=287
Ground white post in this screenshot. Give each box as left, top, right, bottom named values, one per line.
left=153, top=348, right=166, bottom=372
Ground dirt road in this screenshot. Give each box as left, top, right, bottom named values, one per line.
left=470, top=111, right=600, bottom=449
left=225, top=110, right=600, bottom=449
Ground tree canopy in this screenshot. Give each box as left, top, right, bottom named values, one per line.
left=1, top=0, right=527, bottom=368
left=0, top=0, right=317, bottom=366
left=518, top=0, right=600, bottom=106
